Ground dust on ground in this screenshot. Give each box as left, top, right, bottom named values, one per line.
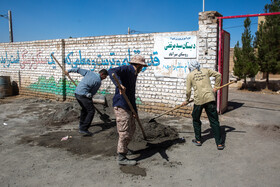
left=10, top=94, right=182, bottom=176
left=1, top=88, right=280, bottom=186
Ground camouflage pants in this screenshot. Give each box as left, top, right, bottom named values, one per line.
left=114, top=107, right=136, bottom=154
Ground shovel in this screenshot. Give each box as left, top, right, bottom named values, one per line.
left=112, top=73, right=147, bottom=140
left=148, top=80, right=238, bottom=123
left=51, top=54, right=111, bottom=123
left=216, top=80, right=238, bottom=90
left=149, top=99, right=194, bottom=123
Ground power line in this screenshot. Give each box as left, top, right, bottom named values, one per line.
left=224, top=22, right=258, bottom=29
left=128, top=27, right=156, bottom=34
left=0, top=14, right=8, bottom=19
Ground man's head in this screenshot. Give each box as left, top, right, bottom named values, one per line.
left=99, top=69, right=108, bottom=80
left=188, top=61, right=201, bottom=72
left=129, top=55, right=148, bottom=74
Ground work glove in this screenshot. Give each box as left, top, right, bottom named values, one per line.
left=86, top=93, right=92, bottom=99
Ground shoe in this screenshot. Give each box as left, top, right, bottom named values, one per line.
left=217, top=144, right=225, bottom=150
left=192, top=139, right=202, bottom=146
left=79, top=130, right=93, bottom=136
left=117, top=153, right=137, bottom=166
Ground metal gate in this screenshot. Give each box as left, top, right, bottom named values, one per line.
left=217, top=30, right=230, bottom=114
left=217, top=12, right=280, bottom=114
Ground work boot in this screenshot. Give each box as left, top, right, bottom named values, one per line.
left=117, top=153, right=137, bottom=166
left=192, top=139, right=202, bottom=146
left=217, top=144, right=225, bottom=150
left=79, top=130, right=93, bottom=136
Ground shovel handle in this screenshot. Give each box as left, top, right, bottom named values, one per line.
left=216, top=81, right=236, bottom=90
left=151, top=99, right=194, bottom=121
left=51, top=54, right=77, bottom=87
left=112, top=73, right=147, bottom=140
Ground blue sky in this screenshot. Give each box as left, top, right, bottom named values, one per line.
left=0, top=0, right=271, bottom=47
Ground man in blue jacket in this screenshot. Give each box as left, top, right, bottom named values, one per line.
left=108, top=55, right=147, bottom=166
left=66, top=68, right=108, bottom=136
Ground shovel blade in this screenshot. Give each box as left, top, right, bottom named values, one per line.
left=100, top=114, right=111, bottom=123
left=148, top=118, right=156, bottom=123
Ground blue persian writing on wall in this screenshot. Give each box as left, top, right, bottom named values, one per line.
left=48, top=49, right=160, bottom=71
left=0, top=51, right=20, bottom=68
left=1, top=49, right=160, bottom=72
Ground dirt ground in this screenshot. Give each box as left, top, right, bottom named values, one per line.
left=0, top=88, right=279, bottom=187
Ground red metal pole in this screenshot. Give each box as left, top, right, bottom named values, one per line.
left=217, top=17, right=222, bottom=113
left=218, top=12, right=280, bottom=19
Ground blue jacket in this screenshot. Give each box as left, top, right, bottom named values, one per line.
left=68, top=68, right=101, bottom=96
left=108, top=65, right=138, bottom=113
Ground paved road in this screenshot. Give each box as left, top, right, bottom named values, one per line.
left=223, top=88, right=280, bottom=126
left=0, top=89, right=279, bottom=187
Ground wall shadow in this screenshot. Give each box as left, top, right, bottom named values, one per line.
left=228, top=99, right=280, bottom=112
left=223, top=101, right=244, bottom=114
left=12, top=81, right=19, bottom=95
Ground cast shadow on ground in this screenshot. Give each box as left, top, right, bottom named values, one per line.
left=231, top=98, right=280, bottom=106
left=201, top=125, right=246, bottom=145
left=90, top=120, right=116, bottom=134
left=223, top=101, right=244, bottom=114
left=238, top=105, right=280, bottom=112
left=133, top=138, right=185, bottom=162
left=227, top=99, right=280, bottom=112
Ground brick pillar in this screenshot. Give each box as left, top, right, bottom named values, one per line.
left=198, top=11, right=222, bottom=71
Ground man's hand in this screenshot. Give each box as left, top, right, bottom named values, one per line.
left=86, top=93, right=92, bottom=99
left=65, top=70, right=69, bottom=76
left=213, top=88, right=217, bottom=93
left=119, top=84, right=126, bottom=95
left=181, top=101, right=188, bottom=106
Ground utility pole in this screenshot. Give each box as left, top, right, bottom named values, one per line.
left=203, top=0, right=205, bottom=12
left=0, top=10, right=13, bottom=42
left=8, top=10, right=13, bottom=42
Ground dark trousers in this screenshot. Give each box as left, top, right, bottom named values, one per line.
left=75, top=94, right=95, bottom=131
left=192, top=101, right=222, bottom=145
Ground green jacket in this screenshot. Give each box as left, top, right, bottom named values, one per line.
left=186, top=68, right=221, bottom=105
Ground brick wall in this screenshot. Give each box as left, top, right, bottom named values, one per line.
left=0, top=11, right=222, bottom=117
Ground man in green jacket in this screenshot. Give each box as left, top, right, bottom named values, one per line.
left=182, top=61, right=224, bottom=150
